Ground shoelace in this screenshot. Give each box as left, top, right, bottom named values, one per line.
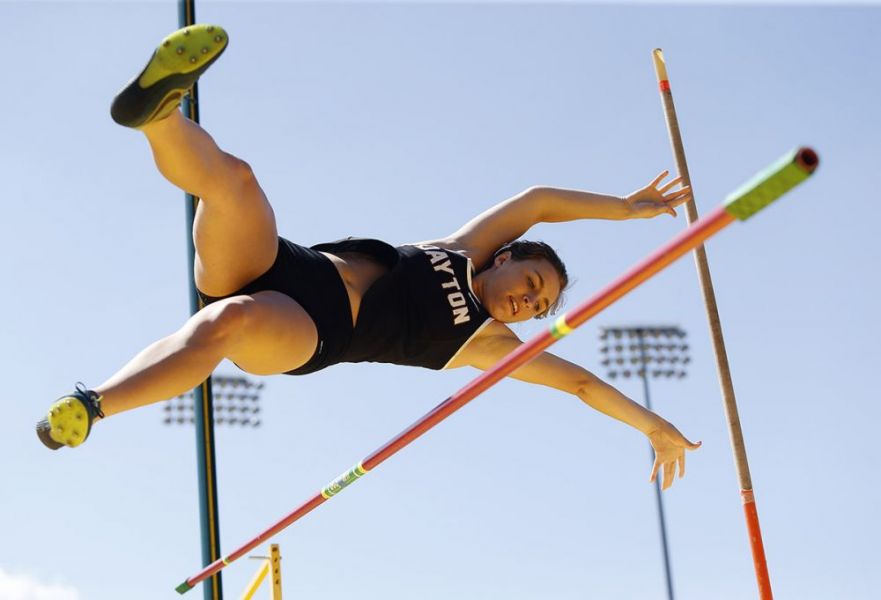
left=74, top=382, right=105, bottom=419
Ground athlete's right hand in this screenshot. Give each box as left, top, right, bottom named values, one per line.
left=646, top=420, right=702, bottom=490
left=624, top=171, right=693, bottom=219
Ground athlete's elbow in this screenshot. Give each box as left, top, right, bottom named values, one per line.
left=574, top=373, right=603, bottom=398
left=522, top=186, right=552, bottom=203
left=520, top=186, right=552, bottom=222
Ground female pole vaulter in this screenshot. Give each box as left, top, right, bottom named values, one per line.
left=37, top=25, right=700, bottom=491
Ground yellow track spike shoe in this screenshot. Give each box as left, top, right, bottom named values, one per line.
left=110, top=24, right=228, bottom=128
left=36, top=384, right=104, bottom=450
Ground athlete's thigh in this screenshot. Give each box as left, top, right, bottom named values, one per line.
left=193, top=161, right=279, bottom=297
left=226, top=291, right=318, bottom=375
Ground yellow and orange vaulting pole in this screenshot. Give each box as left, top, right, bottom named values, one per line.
left=652, top=49, right=807, bottom=600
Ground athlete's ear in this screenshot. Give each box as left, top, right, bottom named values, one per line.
left=494, top=251, right=512, bottom=267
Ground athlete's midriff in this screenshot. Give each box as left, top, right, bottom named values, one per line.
left=320, top=251, right=390, bottom=327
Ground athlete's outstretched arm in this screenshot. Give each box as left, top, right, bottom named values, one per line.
left=534, top=171, right=692, bottom=222
left=451, top=321, right=701, bottom=490
left=425, top=172, right=691, bottom=267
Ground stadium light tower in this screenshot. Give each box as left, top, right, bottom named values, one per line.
left=599, top=325, right=690, bottom=600
left=164, top=374, right=265, bottom=428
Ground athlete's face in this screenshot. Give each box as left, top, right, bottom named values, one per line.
left=479, top=252, right=563, bottom=323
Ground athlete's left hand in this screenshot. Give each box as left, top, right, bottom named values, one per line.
left=624, top=171, right=692, bottom=219
left=646, top=420, right=702, bottom=490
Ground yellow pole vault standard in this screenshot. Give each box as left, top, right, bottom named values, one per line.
left=239, top=544, right=282, bottom=600
left=652, top=49, right=793, bottom=600
left=239, top=562, right=268, bottom=600
left=269, top=544, right=282, bottom=600
left=177, top=148, right=817, bottom=594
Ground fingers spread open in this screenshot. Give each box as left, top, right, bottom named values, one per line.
left=663, top=461, right=675, bottom=490
left=659, top=176, right=684, bottom=194
left=664, top=188, right=690, bottom=204
left=650, top=170, right=669, bottom=188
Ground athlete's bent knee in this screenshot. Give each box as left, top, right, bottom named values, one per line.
left=225, top=155, right=257, bottom=189
left=199, top=154, right=258, bottom=200
left=189, top=297, right=252, bottom=352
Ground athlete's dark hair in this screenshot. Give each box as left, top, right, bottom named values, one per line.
left=487, top=240, right=570, bottom=319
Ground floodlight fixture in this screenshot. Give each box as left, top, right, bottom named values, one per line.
left=163, top=374, right=265, bottom=428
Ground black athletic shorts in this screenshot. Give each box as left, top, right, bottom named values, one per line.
left=196, top=237, right=354, bottom=375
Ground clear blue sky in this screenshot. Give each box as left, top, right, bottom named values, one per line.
left=2, top=2, right=879, bottom=599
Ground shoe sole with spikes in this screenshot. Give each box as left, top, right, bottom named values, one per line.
left=35, top=390, right=103, bottom=450
left=110, top=24, right=228, bottom=128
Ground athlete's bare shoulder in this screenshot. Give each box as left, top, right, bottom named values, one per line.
left=409, top=189, right=541, bottom=268
left=445, top=319, right=518, bottom=369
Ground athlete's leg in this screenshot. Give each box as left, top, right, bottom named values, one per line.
left=38, top=291, right=316, bottom=449
left=113, top=25, right=278, bottom=296
left=139, top=110, right=279, bottom=296
left=94, top=291, right=317, bottom=420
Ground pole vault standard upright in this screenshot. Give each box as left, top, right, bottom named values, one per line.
left=177, top=148, right=819, bottom=595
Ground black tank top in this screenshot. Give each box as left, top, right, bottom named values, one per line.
left=311, top=238, right=493, bottom=370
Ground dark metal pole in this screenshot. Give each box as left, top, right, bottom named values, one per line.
left=636, top=329, right=675, bottom=600
left=178, top=1, right=223, bottom=599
